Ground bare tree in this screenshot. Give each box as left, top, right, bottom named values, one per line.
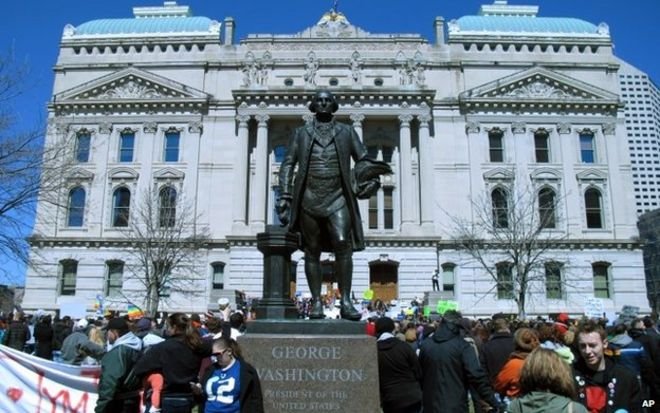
left=0, top=50, right=74, bottom=281
left=118, top=187, right=210, bottom=315
left=448, top=177, right=570, bottom=318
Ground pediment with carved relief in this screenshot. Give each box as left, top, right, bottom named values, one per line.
left=576, top=169, right=607, bottom=182
left=54, top=67, right=210, bottom=104
left=459, top=67, right=620, bottom=114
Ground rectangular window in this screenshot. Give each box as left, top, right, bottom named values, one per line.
left=164, top=131, right=180, bottom=162
left=489, top=133, right=504, bottom=162
left=496, top=263, right=514, bottom=299
left=442, top=266, right=455, bottom=293
left=106, top=262, right=124, bottom=296
left=593, top=264, right=611, bottom=298
left=545, top=263, right=562, bottom=299
left=534, top=133, right=550, bottom=163
left=76, top=133, right=91, bottom=163
left=119, top=132, right=135, bottom=162
left=212, top=263, right=225, bottom=289
left=60, top=261, right=77, bottom=296
left=383, top=187, right=393, bottom=229
left=580, top=134, right=595, bottom=163
left=369, top=194, right=378, bottom=229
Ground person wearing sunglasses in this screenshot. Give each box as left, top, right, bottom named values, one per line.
left=199, top=337, right=264, bottom=413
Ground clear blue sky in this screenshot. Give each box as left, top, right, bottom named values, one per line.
left=2, top=0, right=659, bottom=285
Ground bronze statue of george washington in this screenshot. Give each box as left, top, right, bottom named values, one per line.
left=277, top=90, right=391, bottom=320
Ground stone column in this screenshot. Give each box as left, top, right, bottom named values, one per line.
left=351, top=113, right=368, bottom=229
left=418, top=113, right=434, bottom=230
left=398, top=114, right=415, bottom=229
left=232, top=114, right=251, bottom=232
left=249, top=114, right=269, bottom=232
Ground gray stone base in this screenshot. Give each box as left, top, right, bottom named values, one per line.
left=245, top=319, right=366, bottom=335
left=239, top=334, right=380, bottom=413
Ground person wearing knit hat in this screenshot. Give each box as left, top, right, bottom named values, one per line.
left=375, top=317, right=423, bottom=413
left=494, top=328, right=540, bottom=399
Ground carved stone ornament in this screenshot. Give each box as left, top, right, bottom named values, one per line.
left=502, top=81, right=578, bottom=99
left=465, top=121, right=480, bottom=134
left=143, top=122, right=158, bottom=134
left=236, top=114, right=251, bottom=125
left=602, top=122, right=616, bottom=135
left=302, top=113, right=314, bottom=124
left=188, top=121, right=203, bottom=134
left=98, top=80, right=163, bottom=99
left=511, top=122, right=526, bottom=134
left=47, top=120, right=69, bottom=135
left=98, top=122, right=113, bottom=134
left=349, top=113, right=365, bottom=125
left=417, top=113, right=432, bottom=126
left=398, top=114, right=414, bottom=125
left=557, top=122, right=571, bottom=134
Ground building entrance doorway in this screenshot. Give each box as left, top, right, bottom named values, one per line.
left=369, top=260, right=398, bottom=303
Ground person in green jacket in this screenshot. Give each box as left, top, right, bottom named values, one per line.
left=95, top=317, right=143, bottom=413
left=509, top=348, right=587, bottom=413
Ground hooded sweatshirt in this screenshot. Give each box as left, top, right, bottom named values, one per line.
left=95, top=332, right=143, bottom=413
left=509, top=391, right=588, bottom=413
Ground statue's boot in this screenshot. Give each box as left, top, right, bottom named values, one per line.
left=309, top=299, right=325, bottom=319
left=336, top=256, right=361, bottom=321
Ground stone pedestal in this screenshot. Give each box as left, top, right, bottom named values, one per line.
left=255, top=225, right=300, bottom=319
left=239, top=333, right=380, bottom=413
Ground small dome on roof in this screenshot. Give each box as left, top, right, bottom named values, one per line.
left=73, top=16, right=215, bottom=36
left=452, top=15, right=600, bottom=35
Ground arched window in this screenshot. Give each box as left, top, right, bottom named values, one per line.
left=492, top=187, right=509, bottom=228
left=592, top=261, right=611, bottom=298
left=106, top=261, right=124, bottom=296
left=59, top=259, right=78, bottom=296
left=67, top=187, right=86, bottom=227
left=112, top=187, right=131, bottom=227
left=159, top=186, right=177, bottom=227
left=585, top=188, right=603, bottom=229
left=211, top=262, right=225, bottom=289
left=538, top=187, right=556, bottom=229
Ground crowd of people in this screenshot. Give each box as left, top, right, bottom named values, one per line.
left=372, top=310, right=660, bottom=413
left=0, top=299, right=263, bottom=413
left=2, top=299, right=659, bottom=413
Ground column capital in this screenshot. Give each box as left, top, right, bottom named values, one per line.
left=188, top=121, right=203, bottom=134
left=143, top=122, right=158, bottom=134
left=255, top=114, right=270, bottom=125
left=398, top=114, right=413, bottom=125
left=350, top=113, right=365, bottom=126
left=417, top=113, right=432, bottom=126
left=236, top=114, right=251, bottom=126
left=302, top=113, right=314, bottom=124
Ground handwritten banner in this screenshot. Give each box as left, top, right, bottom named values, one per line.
left=0, top=344, right=100, bottom=413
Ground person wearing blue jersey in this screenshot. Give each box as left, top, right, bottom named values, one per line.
left=200, top=337, right=263, bottom=413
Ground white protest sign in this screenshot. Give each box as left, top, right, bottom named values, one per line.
left=584, top=297, right=604, bottom=319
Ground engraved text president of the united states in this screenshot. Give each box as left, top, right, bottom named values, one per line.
left=277, top=90, right=391, bottom=320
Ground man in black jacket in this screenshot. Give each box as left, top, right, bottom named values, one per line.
left=375, top=317, right=422, bottom=413
left=480, top=315, right=514, bottom=386
left=573, top=319, right=641, bottom=413
left=419, top=311, right=499, bottom=413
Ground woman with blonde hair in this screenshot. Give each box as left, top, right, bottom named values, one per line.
left=508, top=348, right=587, bottom=413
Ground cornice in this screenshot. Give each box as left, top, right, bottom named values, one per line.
left=436, top=239, right=642, bottom=251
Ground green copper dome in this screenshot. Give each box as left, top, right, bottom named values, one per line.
left=74, top=16, right=215, bottom=35
left=454, top=16, right=600, bottom=35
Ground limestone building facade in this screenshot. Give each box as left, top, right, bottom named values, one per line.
left=22, top=1, right=650, bottom=317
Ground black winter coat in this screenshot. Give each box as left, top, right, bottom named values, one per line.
left=419, top=322, right=497, bottom=413
left=573, top=357, right=642, bottom=413
left=377, top=336, right=423, bottom=412
left=2, top=320, right=30, bottom=351
left=480, top=331, right=514, bottom=385
left=200, top=358, right=264, bottom=413
left=133, top=334, right=211, bottom=394
left=34, top=322, right=54, bottom=359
